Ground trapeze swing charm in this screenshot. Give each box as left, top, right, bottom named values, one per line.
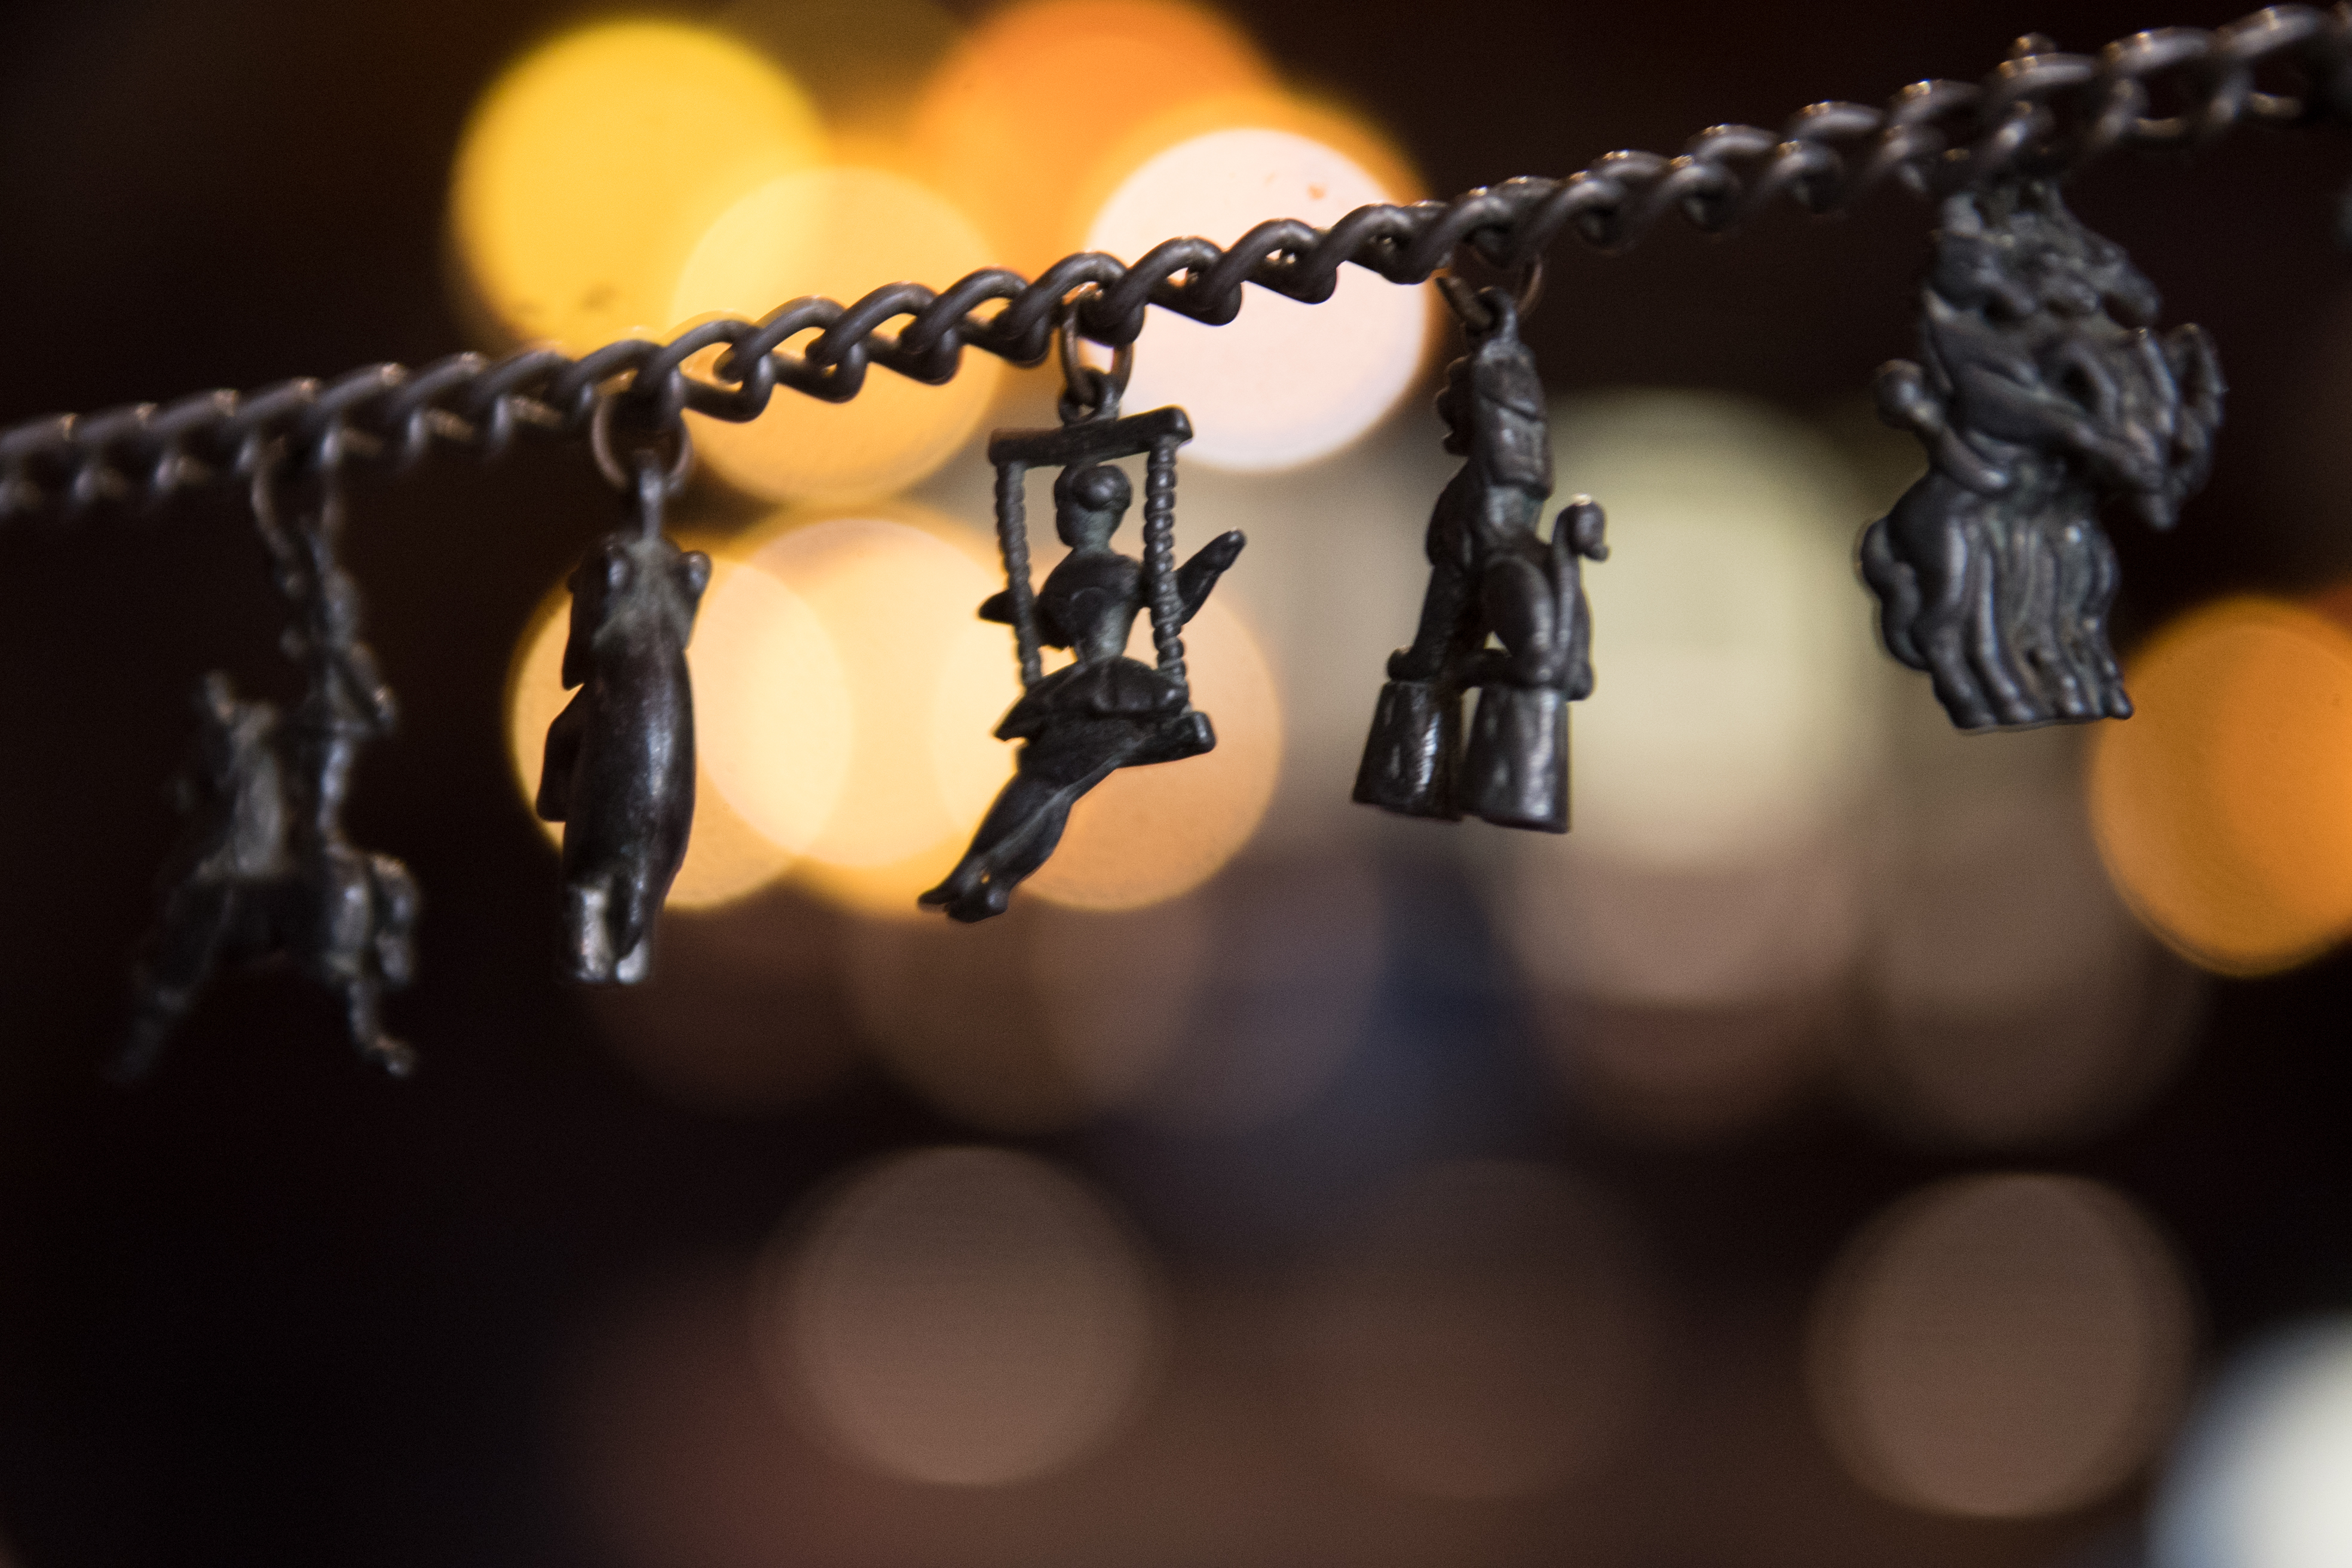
left=120, top=457, right=419, bottom=1080
left=1860, top=179, right=2224, bottom=730
left=921, top=308, right=1244, bottom=923
left=535, top=401, right=710, bottom=984
left=1355, top=279, right=1605, bottom=832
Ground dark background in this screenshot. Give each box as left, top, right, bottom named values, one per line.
left=0, top=1, right=2348, bottom=1564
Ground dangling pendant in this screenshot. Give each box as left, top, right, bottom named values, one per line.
left=1355, top=272, right=1605, bottom=832
left=120, top=452, right=419, bottom=1080
left=1860, top=179, right=2224, bottom=730
left=536, top=397, right=710, bottom=982
left=920, top=291, right=1245, bottom=923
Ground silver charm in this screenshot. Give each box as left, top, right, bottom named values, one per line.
left=121, top=457, right=419, bottom=1079
left=1861, top=180, right=2224, bottom=729
left=536, top=401, right=709, bottom=983
left=1356, top=278, right=1606, bottom=831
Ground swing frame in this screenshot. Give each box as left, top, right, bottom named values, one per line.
left=986, top=405, right=1193, bottom=694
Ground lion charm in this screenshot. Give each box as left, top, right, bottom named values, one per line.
left=1860, top=180, right=2224, bottom=730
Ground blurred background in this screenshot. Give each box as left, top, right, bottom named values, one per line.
left=2, top=0, right=2352, bottom=1564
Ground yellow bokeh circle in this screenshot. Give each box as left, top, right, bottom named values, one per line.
left=671, top=167, right=1001, bottom=505
left=450, top=21, right=823, bottom=353
left=2088, top=595, right=2352, bottom=975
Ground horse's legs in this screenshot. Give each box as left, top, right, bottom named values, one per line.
left=118, top=881, right=234, bottom=1081
left=1958, top=535, right=2041, bottom=726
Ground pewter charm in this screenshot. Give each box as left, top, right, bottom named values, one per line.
left=1860, top=180, right=2224, bottom=729
left=121, top=463, right=419, bottom=1080
left=923, top=334, right=1242, bottom=923
left=535, top=443, right=710, bottom=984
left=1356, top=286, right=1604, bottom=832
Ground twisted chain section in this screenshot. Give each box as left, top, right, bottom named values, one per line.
left=4, top=4, right=2347, bottom=521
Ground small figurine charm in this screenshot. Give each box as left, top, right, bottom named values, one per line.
left=535, top=406, right=710, bottom=982
left=1860, top=179, right=2224, bottom=729
left=1356, top=281, right=1605, bottom=831
left=121, top=460, right=419, bottom=1080
left=922, top=308, right=1244, bottom=923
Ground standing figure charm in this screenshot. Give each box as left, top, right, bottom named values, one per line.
left=923, top=323, right=1242, bottom=923
left=1356, top=284, right=1606, bottom=832
left=1860, top=180, right=2224, bottom=729
left=121, top=462, right=419, bottom=1080
left=535, top=431, right=710, bottom=984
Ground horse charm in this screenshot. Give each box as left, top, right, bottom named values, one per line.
left=121, top=468, right=419, bottom=1079
left=535, top=455, right=710, bottom=982
left=1860, top=180, right=2224, bottom=729
left=1356, top=285, right=1606, bottom=831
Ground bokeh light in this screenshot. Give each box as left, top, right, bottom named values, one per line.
left=2153, top=1318, right=2352, bottom=1568
left=1808, top=1172, right=2194, bottom=1518
left=1859, top=758, right=2201, bottom=1149
left=1119, top=852, right=1383, bottom=1132
left=716, top=512, right=1010, bottom=916
left=450, top=20, right=823, bottom=352
left=672, top=167, right=1001, bottom=503
left=1493, top=394, right=1881, bottom=1140
left=1300, top=1160, right=1655, bottom=1499
left=503, top=555, right=800, bottom=911
left=1019, top=597, right=1284, bottom=912
left=1085, top=125, right=1427, bottom=471
left=844, top=894, right=1211, bottom=1133
left=583, top=890, right=861, bottom=1115
left=1541, top=391, right=1882, bottom=867
left=905, top=0, right=1274, bottom=274
left=2089, top=596, right=2352, bottom=975
left=766, top=1146, right=1162, bottom=1487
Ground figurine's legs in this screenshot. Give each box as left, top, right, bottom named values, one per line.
left=1359, top=561, right=1483, bottom=819
left=340, top=975, right=415, bottom=1078
left=118, top=880, right=235, bottom=1081
left=923, top=721, right=1140, bottom=921
left=1386, top=559, right=1478, bottom=683
left=368, top=854, right=419, bottom=988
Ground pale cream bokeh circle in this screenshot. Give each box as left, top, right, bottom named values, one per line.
left=691, top=555, right=853, bottom=865
left=2154, top=1319, right=2352, bottom=1568
left=1809, top=1172, right=2193, bottom=1518
left=1548, top=391, right=1881, bottom=869
left=770, top=1146, right=1160, bottom=1486
left=672, top=167, right=1002, bottom=504
left=1085, top=127, right=1426, bottom=471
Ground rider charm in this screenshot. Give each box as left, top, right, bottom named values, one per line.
left=535, top=448, right=710, bottom=982
left=1355, top=284, right=1605, bottom=832
left=1860, top=180, right=2224, bottom=729
left=121, top=463, right=419, bottom=1080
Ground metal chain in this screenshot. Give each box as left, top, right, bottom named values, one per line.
left=4, top=4, right=2347, bottom=521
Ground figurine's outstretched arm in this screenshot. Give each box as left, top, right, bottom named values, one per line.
left=1175, top=531, right=1246, bottom=624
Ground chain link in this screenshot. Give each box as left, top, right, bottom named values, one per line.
left=4, top=2, right=2347, bottom=521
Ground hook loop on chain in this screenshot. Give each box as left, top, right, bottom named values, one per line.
left=1056, top=285, right=1134, bottom=425
left=589, top=389, right=694, bottom=501
left=1436, top=256, right=1544, bottom=338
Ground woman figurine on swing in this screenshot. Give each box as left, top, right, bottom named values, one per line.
left=921, top=458, right=1244, bottom=923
